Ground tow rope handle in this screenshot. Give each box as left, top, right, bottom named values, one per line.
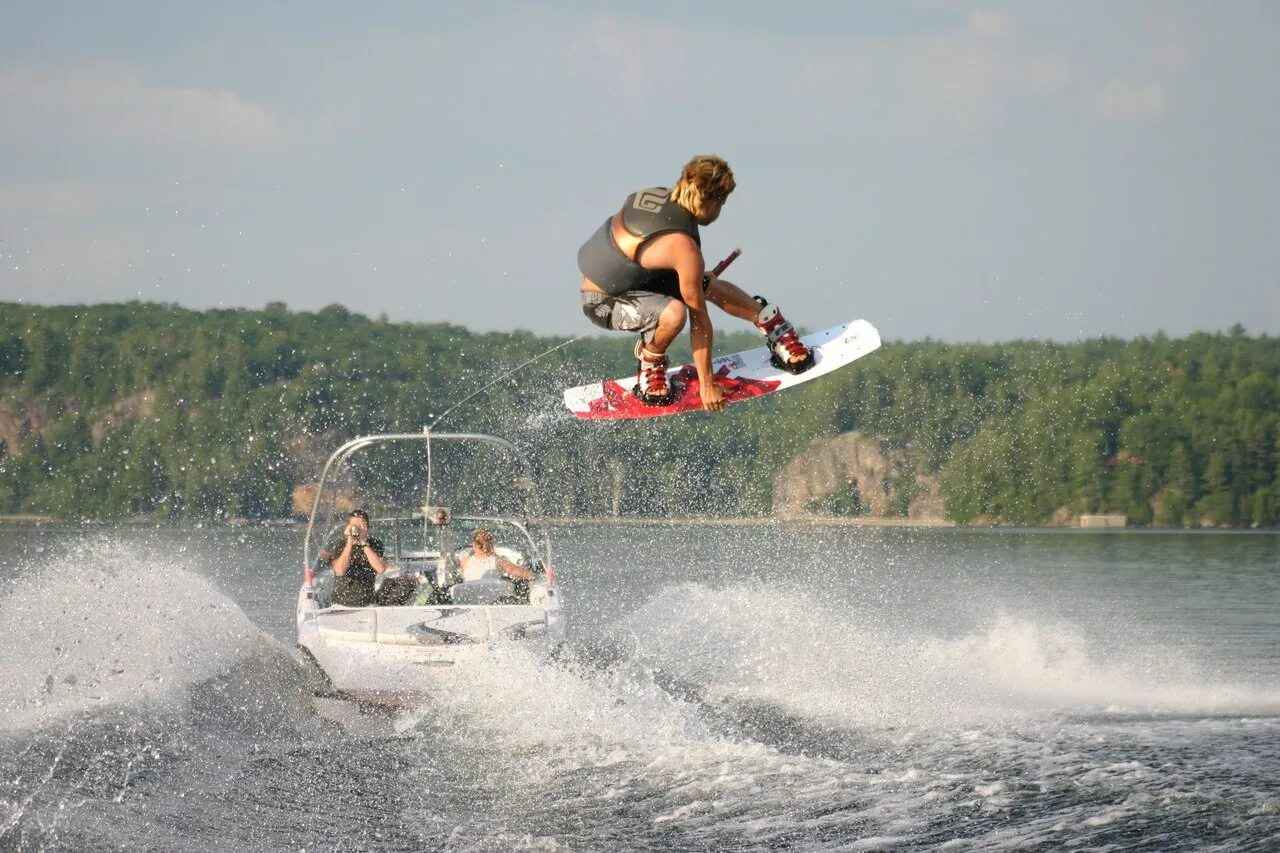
left=710, top=248, right=741, bottom=277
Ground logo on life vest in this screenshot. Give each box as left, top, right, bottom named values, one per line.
left=633, top=189, right=667, bottom=213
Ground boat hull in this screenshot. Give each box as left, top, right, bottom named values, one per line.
left=297, top=590, right=564, bottom=703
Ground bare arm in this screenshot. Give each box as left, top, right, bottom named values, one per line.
left=333, top=530, right=387, bottom=576
left=364, top=543, right=388, bottom=575
left=332, top=537, right=355, bottom=576
left=637, top=233, right=725, bottom=411
left=497, top=557, right=534, bottom=582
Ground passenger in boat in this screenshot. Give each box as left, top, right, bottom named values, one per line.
left=427, top=506, right=457, bottom=597
left=458, top=528, right=534, bottom=583
left=577, top=154, right=813, bottom=410
left=328, top=509, right=414, bottom=607
left=428, top=506, right=452, bottom=554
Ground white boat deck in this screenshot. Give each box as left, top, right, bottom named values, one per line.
left=314, top=604, right=549, bottom=646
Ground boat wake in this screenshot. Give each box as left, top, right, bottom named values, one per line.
left=0, top=537, right=308, bottom=733
left=0, top=538, right=333, bottom=850
left=375, top=580, right=1280, bottom=850
left=3, top=548, right=1276, bottom=851
left=613, top=582, right=1280, bottom=730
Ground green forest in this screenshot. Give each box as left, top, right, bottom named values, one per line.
left=1, top=301, right=1277, bottom=527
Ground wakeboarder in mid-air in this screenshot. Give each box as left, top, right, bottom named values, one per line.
left=575, top=154, right=814, bottom=412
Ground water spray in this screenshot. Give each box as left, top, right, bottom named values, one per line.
left=424, top=248, right=741, bottom=434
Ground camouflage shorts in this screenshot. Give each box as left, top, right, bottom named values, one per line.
left=580, top=290, right=674, bottom=340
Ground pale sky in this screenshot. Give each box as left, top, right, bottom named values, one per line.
left=1, top=1, right=1276, bottom=342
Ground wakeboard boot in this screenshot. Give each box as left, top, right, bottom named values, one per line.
left=754, top=298, right=814, bottom=373
left=631, top=339, right=675, bottom=406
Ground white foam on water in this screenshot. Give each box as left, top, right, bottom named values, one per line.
left=394, top=643, right=902, bottom=848
left=3, top=529, right=1274, bottom=850
left=923, top=612, right=1280, bottom=717
left=615, top=582, right=1280, bottom=731
left=0, top=536, right=277, bottom=731
left=319, top=573, right=1280, bottom=849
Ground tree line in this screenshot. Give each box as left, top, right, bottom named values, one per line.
left=1, top=301, right=1276, bottom=526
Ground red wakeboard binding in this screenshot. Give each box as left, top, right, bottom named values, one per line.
left=754, top=298, right=814, bottom=374
left=631, top=339, right=676, bottom=406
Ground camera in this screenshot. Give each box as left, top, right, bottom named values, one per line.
left=347, top=524, right=363, bottom=539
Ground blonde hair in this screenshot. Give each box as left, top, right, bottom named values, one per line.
left=670, top=155, right=735, bottom=219
left=472, top=528, right=494, bottom=553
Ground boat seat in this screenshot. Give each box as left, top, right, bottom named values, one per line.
left=450, top=577, right=517, bottom=605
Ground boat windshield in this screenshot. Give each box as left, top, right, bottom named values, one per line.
left=379, top=514, right=535, bottom=565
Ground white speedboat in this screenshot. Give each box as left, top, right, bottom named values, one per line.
left=296, top=432, right=565, bottom=703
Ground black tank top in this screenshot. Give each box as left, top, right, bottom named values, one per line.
left=577, top=187, right=701, bottom=296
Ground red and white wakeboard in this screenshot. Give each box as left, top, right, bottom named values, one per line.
left=564, top=319, right=881, bottom=420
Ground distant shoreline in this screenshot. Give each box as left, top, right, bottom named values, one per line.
left=0, top=514, right=950, bottom=527
left=543, top=516, right=957, bottom=528
left=4, top=513, right=1273, bottom=531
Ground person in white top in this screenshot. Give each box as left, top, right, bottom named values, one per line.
left=458, top=528, right=534, bottom=583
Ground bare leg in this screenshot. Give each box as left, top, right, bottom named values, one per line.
left=705, top=277, right=763, bottom=322
left=708, top=276, right=812, bottom=368
left=647, top=298, right=687, bottom=353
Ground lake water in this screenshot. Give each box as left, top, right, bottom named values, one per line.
left=1, top=523, right=1277, bottom=851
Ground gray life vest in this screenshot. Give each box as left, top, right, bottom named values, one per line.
left=577, top=187, right=701, bottom=297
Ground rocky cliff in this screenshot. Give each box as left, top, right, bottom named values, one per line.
left=0, top=389, right=155, bottom=456
left=772, top=431, right=946, bottom=522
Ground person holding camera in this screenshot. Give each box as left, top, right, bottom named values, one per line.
left=329, top=508, right=389, bottom=607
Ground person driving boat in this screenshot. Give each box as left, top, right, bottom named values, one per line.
left=459, top=528, right=534, bottom=582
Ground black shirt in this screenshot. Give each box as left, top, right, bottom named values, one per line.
left=327, top=536, right=387, bottom=607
